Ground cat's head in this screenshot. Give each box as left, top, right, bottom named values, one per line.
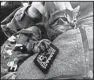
left=47, top=5, right=80, bottom=41
left=64, top=5, right=80, bottom=27
left=49, top=5, right=80, bottom=31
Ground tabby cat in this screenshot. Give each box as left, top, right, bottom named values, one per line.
left=45, top=2, right=80, bottom=41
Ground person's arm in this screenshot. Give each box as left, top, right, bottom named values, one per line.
left=1, top=2, right=44, bottom=37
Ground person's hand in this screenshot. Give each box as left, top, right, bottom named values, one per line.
left=34, top=39, right=51, bottom=53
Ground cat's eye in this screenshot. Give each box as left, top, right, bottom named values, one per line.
left=61, top=17, right=68, bottom=22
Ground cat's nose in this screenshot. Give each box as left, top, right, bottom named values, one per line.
left=70, top=22, right=75, bottom=28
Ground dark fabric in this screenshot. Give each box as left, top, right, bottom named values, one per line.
left=0, top=2, right=22, bottom=22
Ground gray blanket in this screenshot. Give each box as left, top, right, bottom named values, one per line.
left=16, top=24, right=93, bottom=79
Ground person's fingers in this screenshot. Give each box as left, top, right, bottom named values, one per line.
left=42, top=40, right=50, bottom=49
left=39, top=43, right=45, bottom=52
left=38, top=39, right=51, bottom=51
left=34, top=46, right=40, bottom=53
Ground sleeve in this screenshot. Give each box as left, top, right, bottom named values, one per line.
left=1, top=5, right=42, bottom=37
left=9, top=26, right=42, bottom=68
left=1, top=7, right=21, bottom=37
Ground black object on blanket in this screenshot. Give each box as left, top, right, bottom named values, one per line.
left=34, top=43, right=59, bottom=74
left=13, top=45, right=27, bottom=53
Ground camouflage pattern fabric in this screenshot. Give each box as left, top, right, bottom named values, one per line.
left=1, top=26, right=43, bottom=79
left=1, top=3, right=48, bottom=79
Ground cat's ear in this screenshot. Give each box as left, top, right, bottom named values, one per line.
left=73, top=5, right=80, bottom=18
left=73, top=5, right=80, bottom=13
